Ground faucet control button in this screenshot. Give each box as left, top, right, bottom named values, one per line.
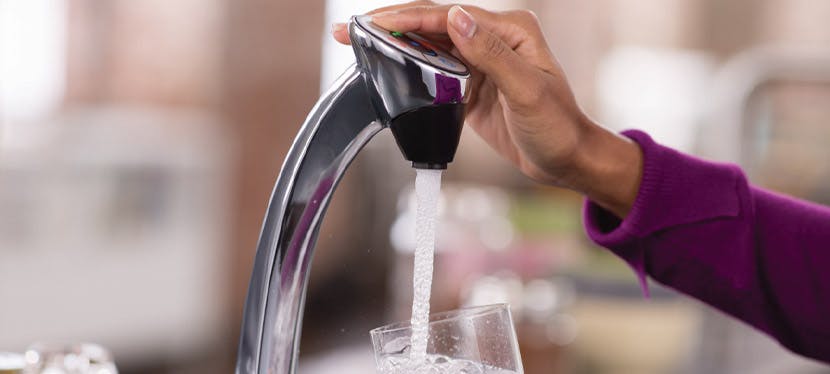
left=408, top=35, right=440, bottom=56
left=390, top=30, right=434, bottom=55
left=394, top=32, right=435, bottom=56
left=354, top=15, right=468, bottom=75
left=424, top=53, right=459, bottom=71
left=386, top=35, right=410, bottom=50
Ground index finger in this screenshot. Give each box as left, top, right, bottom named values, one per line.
left=372, top=5, right=526, bottom=50
left=366, top=0, right=434, bottom=16
left=332, top=0, right=434, bottom=45
left=374, top=5, right=557, bottom=73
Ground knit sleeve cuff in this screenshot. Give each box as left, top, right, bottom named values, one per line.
left=583, top=130, right=744, bottom=290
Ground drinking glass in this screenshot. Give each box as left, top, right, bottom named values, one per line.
left=0, top=352, right=25, bottom=374
left=22, top=343, right=117, bottom=374
left=370, top=304, right=524, bottom=373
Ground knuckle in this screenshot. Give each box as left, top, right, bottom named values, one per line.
left=410, top=5, right=431, bottom=15
left=517, top=9, right=539, bottom=22
left=482, top=34, right=508, bottom=59
left=506, top=9, right=539, bottom=24
left=491, top=9, right=543, bottom=49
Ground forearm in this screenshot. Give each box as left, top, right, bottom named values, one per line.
left=583, top=130, right=830, bottom=362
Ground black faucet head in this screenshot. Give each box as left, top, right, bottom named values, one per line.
left=388, top=103, right=465, bottom=170
left=349, top=15, right=470, bottom=169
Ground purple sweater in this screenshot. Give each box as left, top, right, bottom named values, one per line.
left=583, top=130, right=830, bottom=363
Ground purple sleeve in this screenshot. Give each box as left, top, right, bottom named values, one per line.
left=583, top=129, right=830, bottom=362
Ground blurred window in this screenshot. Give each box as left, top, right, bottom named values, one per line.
left=0, top=0, right=66, bottom=144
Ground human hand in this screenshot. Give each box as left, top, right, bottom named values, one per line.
left=333, top=2, right=642, bottom=217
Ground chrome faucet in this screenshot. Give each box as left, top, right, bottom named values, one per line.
left=235, top=16, right=470, bottom=374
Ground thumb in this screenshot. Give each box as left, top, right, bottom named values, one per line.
left=446, top=5, right=539, bottom=107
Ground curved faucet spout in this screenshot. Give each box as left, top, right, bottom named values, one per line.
left=235, top=64, right=382, bottom=374
left=236, top=15, right=470, bottom=374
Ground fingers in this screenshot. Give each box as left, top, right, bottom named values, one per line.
left=330, top=3, right=550, bottom=111
left=365, top=0, right=434, bottom=16
left=332, top=22, right=350, bottom=44
left=333, top=3, right=547, bottom=57
left=332, top=0, right=434, bottom=45
left=371, top=5, right=454, bottom=36
left=369, top=5, right=555, bottom=71
left=372, top=5, right=544, bottom=52
left=445, top=6, right=543, bottom=110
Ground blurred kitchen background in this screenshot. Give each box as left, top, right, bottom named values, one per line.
left=2, top=0, right=830, bottom=373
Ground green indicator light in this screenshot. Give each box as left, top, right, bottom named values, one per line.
left=391, top=31, right=403, bottom=37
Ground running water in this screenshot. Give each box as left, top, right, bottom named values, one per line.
left=377, top=169, right=521, bottom=374
left=409, top=168, right=443, bottom=364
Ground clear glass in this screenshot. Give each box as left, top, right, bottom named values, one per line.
left=22, top=343, right=117, bottom=374
left=0, top=352, right=25, bottom=374
left=370, top=304, right=524, bottom=374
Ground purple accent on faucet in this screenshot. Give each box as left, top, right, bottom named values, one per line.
left=433, top=74, right=462, bottom=104
left=281, top=175, right=335, bottom=284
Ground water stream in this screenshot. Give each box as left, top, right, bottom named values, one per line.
left=410, top=168, right=443, bottom=363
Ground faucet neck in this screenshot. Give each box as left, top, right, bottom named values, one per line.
left=235, top=65, right=381, bottom=374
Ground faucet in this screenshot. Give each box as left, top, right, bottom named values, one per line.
left=234, top=16, right=470, bottom=374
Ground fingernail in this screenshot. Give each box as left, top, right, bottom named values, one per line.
left=449, top=6, right=476, bottom=39
left=331, top=22, right=346, bottom=33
